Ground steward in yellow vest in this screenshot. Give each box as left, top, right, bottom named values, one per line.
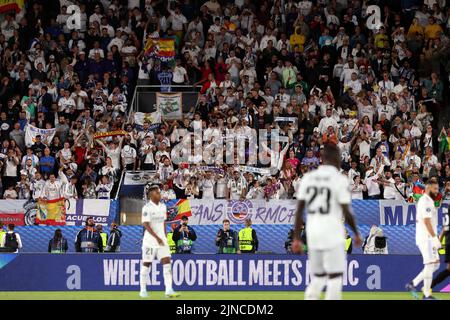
left=0, top=223, right=5, bottom=247
left=97, top=224, right=108, bottom=251
left=238, top=219, right=258, bottom=253
left=439, top=235, right=446, bottom=255
left=345, top=236, right=353, bottom=254
left=167, top=232, right=177, bottom=254
left=345, top=230, right=353, bottom=254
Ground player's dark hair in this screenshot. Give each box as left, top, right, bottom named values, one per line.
left=322, top=143, right=341, bottom=168
left=427, top=177, right=438, bottom=185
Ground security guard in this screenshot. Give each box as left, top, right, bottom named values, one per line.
left=167, top=223, right=177, bottom=254
left=0, top=222, right=5, bottom=247
left=439, top=235, right=446, bottom=255
left=238, top=218, right=259, bottom=253
left=97, top=224, right=108, bottom=251
left=345, top=230, right=353, bottom=254
left=105, top=222, right=122, bottom=252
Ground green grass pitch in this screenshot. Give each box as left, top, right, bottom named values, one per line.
left=0, top=291, right=448, bottom=300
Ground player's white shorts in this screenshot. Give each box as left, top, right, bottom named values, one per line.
left=142, top=245, right=171, bottom=262
left=308, top=244, right=346, bottom=275
left=417, top=239, right=439, bottom=264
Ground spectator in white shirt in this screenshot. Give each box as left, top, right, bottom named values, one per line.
left=42, top=173, right=63, bottom=200
left=172, top=59, right=188, bottom=84
left=351, top=175, right=366, bottom=199
left=167, top=4, right=187, bottom=36
left=318, top=108, right=339, bottom=134
left=347, top=72, right=362, bottom=94
left=364, top=166, right=383, bottom=199
left=378, top=72, right=395, bottom=96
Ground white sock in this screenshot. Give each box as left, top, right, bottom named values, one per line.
left=140, top=265, right=149, bottom=293
left=423, top=263, right=440, bottom=297
left=325, top=276, right=343, bottom=300
left=163, top=264, right=173, bottom=293
left=412, top=270, right=425, bottom=287
left=305, top=276, right=327, bottom=300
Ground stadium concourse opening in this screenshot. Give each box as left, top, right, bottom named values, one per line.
left=0, top=0, right=449, bottom=304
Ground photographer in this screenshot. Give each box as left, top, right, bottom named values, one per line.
left=172, top=215, right=197, bottom=254
left=216, top=219, right=240, bottom=254
left=362, top=225, right=388, bottom=254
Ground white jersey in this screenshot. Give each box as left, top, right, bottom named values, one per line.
left=296, top=165, right=351, bottom=250
left=141, top=200, right=168, bottom=248
left=415, top=194, right=438, bottom=245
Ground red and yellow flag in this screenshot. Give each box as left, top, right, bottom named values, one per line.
left=144, top=38, right=175, bottom=62
left=36, top=198, right=66, bottom=226
left=0, top=0, right=24, bottom=13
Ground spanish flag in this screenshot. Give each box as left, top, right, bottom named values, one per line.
left=144, top=38, right=175, bottom=62
left=0, top=0, right=24, bottom=13
left=165, top=199, right=192, bottom=222
left=36, top=198, right=66, bottom=226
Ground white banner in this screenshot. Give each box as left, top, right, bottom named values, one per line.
left=189, top=199, right=297, bottom=225
left=237, top=165, right=271, bottom=175
left=274, top=117, right=297, bottom=122
left=65, top=199, right=112, bottom=226
left=123, top=171, right=156, bottom=186
left=25, top=125, right=56, bottom=147
left=157, top=92, right=183, bottom=120
left=134, top=111, right=161, bottom=126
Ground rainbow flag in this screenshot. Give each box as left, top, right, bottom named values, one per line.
left=36, top=198, right=66, bottom=226
left=164, top=199, right=192, bottom=222
left=0, top=0, right=24, bottom=13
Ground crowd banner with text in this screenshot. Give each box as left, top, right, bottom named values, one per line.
left=0, top=254, right=448, bottom=292
left=65, top=199, right=118, bottom=226
left=118, top=199, right=381, bottom=225
left=3, top=199, right=445, bottom=227
left=379, top=200, right=448, bottom=226
left=0, top=200, right=27, bottom=226
left=188, top=200, right=381, bottom=225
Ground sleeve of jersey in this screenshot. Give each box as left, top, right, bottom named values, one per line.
left=141, top=206, right=151, bottom=223
left=421, top=201, right=433, bottom=219
left=338, top=176, right=352, bottom=205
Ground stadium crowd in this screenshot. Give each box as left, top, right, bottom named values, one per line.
left=0, top=0, right=449, bottom=204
